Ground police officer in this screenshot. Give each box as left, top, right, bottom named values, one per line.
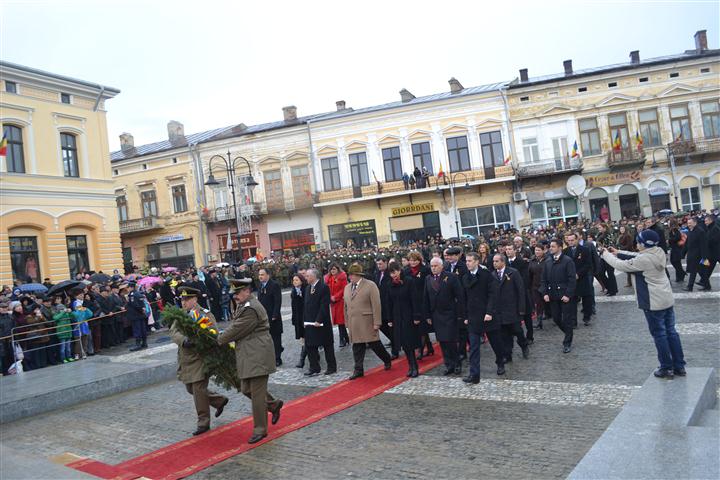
left=218, top=279, right=283, bottom=444
left=170, top=286, right=229, bottom=436
left=127, top=282, right=148, bottom=352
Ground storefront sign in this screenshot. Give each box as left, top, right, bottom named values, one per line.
left=270, top=228, right=315, bottom=251
left=391, top=203, right=435, bottom=217
left=586, top=170, right=641, bottom=188
left=218, top=232, right=257, bottom=251
left=153, top=234, right=184, bottom=244
left=648, top=185, right=671, bottom=196
left=328, top=220, right=378, bottom=248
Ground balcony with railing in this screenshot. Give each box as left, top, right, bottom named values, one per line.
left=120, top=216, right=163, bottom=235
left=204, top=205, right=260, bottom=223
left=668, top=136, right=720, bottom=159
left=607, top=147, right=648, bottom=169
left=516, top=155, right=583, bottom=179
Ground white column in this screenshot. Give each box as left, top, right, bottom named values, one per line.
left=337, top=144, right=351, bottom=188
left=688, top=100, right=704, bottom=139
left=280, top=159, right=293, bottom=209
left=467, top=125, right=482, bottom=170
left=430, top=125, right=446, bottom=174
left=399, top=137, right=413, bottom=175
left=366, top=134, right=383, bottom=182
left=597, top=114, right=610, bottom=152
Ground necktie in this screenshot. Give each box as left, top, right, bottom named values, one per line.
left=497, top=270, right=502, bottom=280
left=432, top=275, right=440, bottom=291
left=379, top=272, right=384, bottom=283
left=351, top=283, right=357, bottom=297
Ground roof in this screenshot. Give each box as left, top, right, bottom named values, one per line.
left=0, top=60, right=121, bottom=94
left=508, top=49, right=720, bottom=89
left=110, top=125, right=236, bottom=162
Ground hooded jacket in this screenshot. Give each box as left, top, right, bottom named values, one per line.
left=601, top=247, right=673, bottom=311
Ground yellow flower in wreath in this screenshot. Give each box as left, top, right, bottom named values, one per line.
left=209, top=328, right=217, bottom=335
left=200, top=323, right=208, bottom=329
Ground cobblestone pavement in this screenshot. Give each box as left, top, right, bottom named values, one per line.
left=1, top=281, right=717, bottom=480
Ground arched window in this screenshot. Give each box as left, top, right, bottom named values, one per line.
left=3, top=124, right=25, bottom=173
left=61, top=132, right=79, bottom=177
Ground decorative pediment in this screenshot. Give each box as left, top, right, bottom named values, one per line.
left=441, top=123, right=469, bottom=136
left=657, top=84, right=698, bottom=98
left=257, top=155, right=282, bottom=166
left=595, top=94, right=636, bottom=107
left=316, top=144, right=338, bottom=157
left=407, top=128, right=433, bottom=141
left=342, top=140, right=368, bottom=152
left=283, top=150, right=309, bottom=162
left=377, top=134, right=401, bottom=146
left=539, top=104, right=575, bottom=115
left=475, top=118, right=504, bottom=130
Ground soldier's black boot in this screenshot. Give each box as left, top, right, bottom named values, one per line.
left=141, top=338, right=148, bottom=349
left=295, top=346, right=306, bottom=368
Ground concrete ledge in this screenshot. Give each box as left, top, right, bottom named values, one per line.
left=568, top=367, right=719, bottom=480
left=0, top=444, right=97, bottom=479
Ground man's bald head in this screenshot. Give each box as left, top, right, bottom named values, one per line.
left=430, top=257, right=444, bottom=275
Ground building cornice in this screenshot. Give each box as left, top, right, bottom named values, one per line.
left=0, top=60, right=120, bottom=98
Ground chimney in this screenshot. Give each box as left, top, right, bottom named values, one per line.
left=563, top=59, right=573, bottom=76
left=167, top=120, right=185, bottom=142
left=448, top=77, right=464, bottom=93
left=695, top=30, right=708, bottom=52
left=119, top=132, right=134, bottom=151
left=519, top=68, right=529, bottom=83
left=335, top=100, right=346, bottom=111
left=399, top=88, right=415, bottom=103
left=629, top=50, right=640, bottom=64
left=282, top=105, right=297, bottom=122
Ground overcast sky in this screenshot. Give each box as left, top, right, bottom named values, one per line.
left=2, top=0, right=718, bottom=152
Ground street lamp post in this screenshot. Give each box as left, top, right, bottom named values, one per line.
left=436, top=172, right=471, bottom=238
left=205, top=150, right=258, bottom=258
left=651, top=146, right=681, bottom=211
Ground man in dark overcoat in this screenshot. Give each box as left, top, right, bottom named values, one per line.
left=303, top=268, right=337, bottom=376
left=490, top=254, right=530, bottom=365
left=257, top=268, right=283, bottom=366
left=564, top=232, right=594, bottom=326
left=462, top=252, right=496, bottom=383
left=683, top=216, right=708, bottom=292
left=540, top=238, right=577, bottom=353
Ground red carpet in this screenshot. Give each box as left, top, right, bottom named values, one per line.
left=68, top=352, right=444, bottom=480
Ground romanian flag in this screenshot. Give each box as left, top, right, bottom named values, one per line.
left=635, top=131, right=644, bottom=151
left=612, top=130, right=622, bottom=151
left=437, top=164, right=444, bottom=178
left=571, top=140, right=579, bottom=158
left=503, top=154, right=511, bottom=166
left=0, top=134, right=7, bottom=157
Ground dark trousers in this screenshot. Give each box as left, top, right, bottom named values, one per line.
left=131, top=318, right=147, bottom=342
left=352, top=341, right=391, bottom=373
left=603, top=263, right=618, bottom=294
left=438, top=341, right=459, bottom=371
left=90, top=322, right=101, bottom=353
left=458, top=324, right=469, bottom=359
left=307, top=343, right=337, bottom=373
left=486, top=330, right=506, bottom=366
left=701, top=258, right=716, bottom=287
left=501, top=322, right=527, bottom=360
left=686, top=271, right=698, bottom=291
left=271, top=331, right=283, bottom=363
left=338, top=324, right=349, bottom=344
left=101, top=323, right=115, bottom=349
left=549, top=299, right=575, bottom=347
left=468, top=332, right=483, bottom=378
left=578, top=295, right=593, bottom=322
left=523, top=312, right=534, bottom=341
left=379, top=323, right=397, bottom=355
left=115, top=319, right=125, bottom=343
left=670, top=249, right=685, bottom=281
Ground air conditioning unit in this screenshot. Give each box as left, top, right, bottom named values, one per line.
left=513, top=192, right=527, bottom=202
left=701, top=176, right=716, bottom=186
left=146, top=253, right=157, bottom=261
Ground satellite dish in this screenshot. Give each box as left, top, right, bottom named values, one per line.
left=566, top=175, right=587, bottom=197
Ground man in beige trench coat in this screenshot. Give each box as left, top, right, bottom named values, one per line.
left=344, top=263, right=393, bottom=380
left=170, top=286, right=229, bottom=436
left=218, top=278, right=284, bottom=444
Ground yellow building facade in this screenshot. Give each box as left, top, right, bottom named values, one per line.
left=0, top=61, right=123, bottom=285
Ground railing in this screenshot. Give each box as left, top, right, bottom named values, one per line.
left=516, top=156, right=583, bottom=178
left=205, top=205, right=259, bottom=223
left=668, top=136, right=720, bottom=157
left=120, top=216, right=162, bottom=234
left=607, top=147, right=647, bottom=168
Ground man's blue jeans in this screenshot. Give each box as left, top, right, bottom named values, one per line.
left=643, top=307, right=686, bottom=371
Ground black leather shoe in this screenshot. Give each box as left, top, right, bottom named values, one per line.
left=295, top=360, right=305, bottom=368
left=682, top=286, right=693, bottom=292
left=276, top=359, right=282, bottom=367
left=384, top=362, right=392, bottom=371
left=348, top=371, right=364, bottom=380
left=654, top=368, right=674, bottom=379
left=496, top=365, right=505, bottom=376
left=526, top=338, right=534, bottom=345
left=215, top=397, right=229, bottom=418
left=339, top=340, right=348, bottom=348
left=271, top=400, right=283, bottom=425
left=700, top=285, right=712, bottom=291
left=563, top=345, right=572, bottom=354
left=522, top=346, right=530, bottom=359
left=304, top=370, right=320, bottom=377
left=324, top=369, right=336, bottom=375
left=673, top=368, right=687, bottom=376
left=462, top=376, right=480, bottom=384
left=505, top=356, right=513, bottom=363
left=443, top=368, right=454, bottom=376
left=192, top=427, right=210, bottom=436
left=410, top=369, right=419, bottom=378
left=248, top=432, right=267, bottom=444
left=454, top=365, right=462, bottom=375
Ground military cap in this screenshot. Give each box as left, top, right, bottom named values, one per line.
left=178, top=286, right=200, bottom=298
left=347, top=263, right=364, bottom=275
left=229, top=278, right=253, bottom=294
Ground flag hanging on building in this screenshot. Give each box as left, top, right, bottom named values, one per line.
left=503, top=154, right=511, bottom=165
left=635, top=131, right=644, bottom=151
left=0, top=134, right=7, bottom=157
left=571, top=140, right=579, bottom=158
left=612, top=130, right=622, bottom=151
left=437, top=164, right=444, bottom=178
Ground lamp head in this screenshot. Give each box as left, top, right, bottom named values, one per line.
left=205, top=172, right=219, bottom=186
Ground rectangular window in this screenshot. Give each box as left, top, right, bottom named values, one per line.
left=116, top=195, right=128, bottom=222
left=459, top=204, right=511, bottom=236
left=521, top=137, right=540, bottom=163
left=141, top=190, right=158, bottom=217
left=411, top=141, right=433, bottom=174
left=9, top=236, right=41, bottom=283
left=608, top=82, right=618, bottom=88
left=639, top=77, right=649, bottom=83
left=5, top=81, right=17, bottom=93
left=680, top=187, right=701, bottom=211
left=348, top=152, right=369, bottom=187
left=67, top=235, right=89, bottom=278
left=700, top=100, right=720, bottom=138
left=670, top=104, right=692, bottom=141
left=236, top=176, right=254, bottom=205
left=608, top=112, right=629, bottom=148
left=3, top=124, right=25, bottom=173
left=669, top=72, right=679, bottom=78
left=321, top=157, right=341, bottom=191
left=213, top=180, right=228, bottom=209
left=638, top=109, right=661, bottom=147
left=578, top=87, right=587, bottom=92
left=60, top=133, right=79, bottom=177
left=172, top=185, right=188, bottom=213
left=529, top=198, right=579, bottom=227
left=578, top=118, right=601, bottom=155
left=479, top=131, right=504, bottom=167
left=446, top=136, right=470, bottom=172
left=382, top=146, right=403, bottom=182
left=291, top=165, right=311, bottom=203
left=712, top=185, right=720, bottom=208
left=520, top=96, right=529, bottom=102
left=60, top=93, right=71, bottom=104
left=264, top=170, right=284, bottom=210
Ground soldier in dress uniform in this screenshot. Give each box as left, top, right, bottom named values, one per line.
left=170, top=286, right=229, bottom=436
left=218, top=279, right=284, bottom=444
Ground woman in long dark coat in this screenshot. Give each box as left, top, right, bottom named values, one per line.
left=290, top=274, right=307, bottom=368
left=402, top=251, right=434, bottom=359
left=387, top=262, right=421, bottom=377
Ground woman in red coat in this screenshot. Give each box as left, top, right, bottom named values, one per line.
left=324, top=263, right=349, bottom=347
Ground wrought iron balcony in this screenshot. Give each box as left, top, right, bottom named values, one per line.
left=516, top=156, right=583, bottom=178
left=607, top=147, right=647, bottom=169
left=120, top=216, right=163, bottom=235
left=668, top=136, right=720, bottom=158
left=204, top=205, right=259, bottom=223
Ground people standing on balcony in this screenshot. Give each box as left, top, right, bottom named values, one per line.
left=682, top=217, right=708, bottom=292
left=402, top=172, right=410, bottom=190
left=421, top=167, right=431, bottom=188
left=413, top=167, right=424, bottom=189
left=257, top=268, right=283, bottom=366
left=324, top=263, right=349, bottom=347
left=408, top=173, right=416, bottom=189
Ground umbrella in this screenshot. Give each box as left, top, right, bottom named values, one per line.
left=17, top=283, right=48, bottom=294
left=162, top=266, right=178, bottom=273
left=47, top=280, right=83, bottom=296
left=88, top=273, right=111, bottom=284
left=138, top=276, right=163, bottom=287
